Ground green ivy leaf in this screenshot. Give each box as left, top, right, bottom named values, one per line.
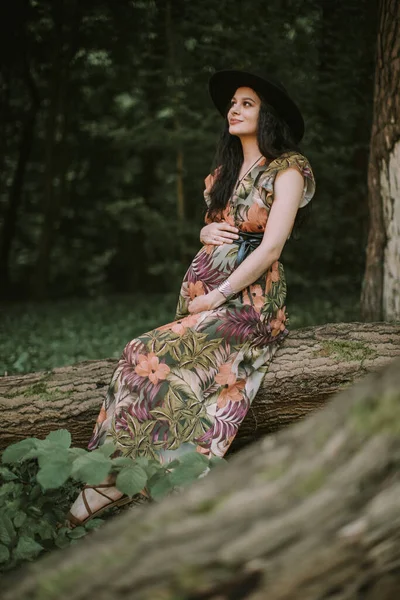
left=71, top=452, right=112, bottom=485
left=22, top=447, right=42, bottom=461
left=97, top=442, right=117, bottom=458
left=111, top=456, right=133, bottom=469
left=148, top=473, right=174, bottom=501
left=209, top=456, right=225, bottom=468
left=0, top=482, right=18, bottom=500
left=27, top=506, right=42, bottom=517
left=134, top=457, right=149, bottom=468
left=0, top=543, right=10, bottom=564
left=37, top=445, right=69, bottom=469
left=164, top=459, right=181, bottom=469
left=13, top=511, right=27, bottom=529
left=35, top=520, right=56, bottom=541
left=0, top=467, right=18, bottom=481
left=169, top=455, right=208, bottom=487
left=68, top=447, right=88, bottom=459
left=20, top=439, right=65, bottom=465
left=54, top=533, right=72, bottom=549
left=67, top=527, right=87, bottom=539
left=178, top=452, right=209, bottom=468
left=115, top=465, right=147, bottom=497
left=45, top=429, right=72, bottom=449
left=170, top=466, right=204, bottom=486
left=145, top=460, right=164, bottom=479
left=4, top=498, right=22, bottom=512
left=0, top=514, right=16, bottom=546
left=37, top=458, right=72, bottom=490
left=1, top=438, right=38, bottom=464
left=29, top=484, right=43, bottom=502
left=84, top=518, right=104, bottom=530
left=12, top=536, right=43, bottom=561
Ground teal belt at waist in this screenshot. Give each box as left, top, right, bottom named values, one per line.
left=233, top=231, right=264, bottom=267
left=232, top=231, right=264, bottom=306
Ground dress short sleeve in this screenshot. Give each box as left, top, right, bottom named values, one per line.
left=203, top=166, right=222, bottom=209
left=258, top=152, right=316, bottom=210
left=203, top=174, right=212, bottom=208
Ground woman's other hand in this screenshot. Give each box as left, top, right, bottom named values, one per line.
left=188, top=289, right=226, bottom=314
left=200, top=222, right=239, bottom=245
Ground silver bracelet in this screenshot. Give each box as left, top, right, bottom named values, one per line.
left=217, top=279, right=236, bottom=299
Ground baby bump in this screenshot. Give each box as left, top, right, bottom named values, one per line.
left=172, top=243, right=238, bottom=320
left=182, top=243, right=238, bottom=295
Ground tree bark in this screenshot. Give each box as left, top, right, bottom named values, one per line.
left=31, top=0, right=80, bottom=300
left=165, top=0, right=186, bottom=222
left=0, top=0, right=41, bottom=294
left=1, top=322, right=399, bottom=451
left=3, top=355, right=400, bottom=599
left=361, top=0, right=400, bottom=321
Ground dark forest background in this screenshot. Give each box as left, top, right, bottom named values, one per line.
left=0, top=0, right=378, bottom=374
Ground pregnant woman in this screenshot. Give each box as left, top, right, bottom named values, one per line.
left=67, top=68, right=316, bottom=527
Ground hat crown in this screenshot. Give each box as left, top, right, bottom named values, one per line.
left=243, top=69, right=288, bottom=95
left=208, top=68, right=305, bottom=143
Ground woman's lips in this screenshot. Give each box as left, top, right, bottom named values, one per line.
left=230, top=119, right=242, bottom=124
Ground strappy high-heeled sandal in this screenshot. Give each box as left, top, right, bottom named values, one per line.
left=66, top=483, right=147, bottom=528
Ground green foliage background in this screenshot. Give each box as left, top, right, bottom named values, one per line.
left=0, top=0, right=377, bottom=306
left=0, top=0, right=379, bottom=576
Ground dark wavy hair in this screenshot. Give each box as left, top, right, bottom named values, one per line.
left=207, top=94, right=311, bottom=239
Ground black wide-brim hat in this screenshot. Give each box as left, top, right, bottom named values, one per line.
left=208, top=69, right=305, bottom=143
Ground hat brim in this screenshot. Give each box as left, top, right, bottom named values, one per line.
left=208, top=69, right=304, bottom=143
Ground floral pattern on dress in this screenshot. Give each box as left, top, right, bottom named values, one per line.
left=87, top=151, right=316, bottom=462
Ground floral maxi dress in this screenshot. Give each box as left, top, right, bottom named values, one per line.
left=87, top=151, right=316, bottom=462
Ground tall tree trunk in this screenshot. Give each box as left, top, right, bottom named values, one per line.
left=30, top=0, right=66, bottom=300
left=2, top=357, right=400, bottom=599
left=0, top=0, right=40, bottom=295
left=165, top=0, right=185, bottom=221
left=361, top=0, right=400, bottom=321
left=31, top=0, right=79, bottom=300
left=0, top=62, right=11, bottom=205
left=315, top=1, right=340, bottom=140
left=340, top=0, right=378, bottom=295
left=0, top=59, right=40, bottom=293
left=176, top=147, right=185, bottom=221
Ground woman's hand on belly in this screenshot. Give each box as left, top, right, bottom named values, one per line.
left=188, top=288, right=226, bottom=314
left=200, top=222, right=239, bottom=245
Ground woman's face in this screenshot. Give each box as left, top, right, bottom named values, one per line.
left=227, top=87, right=261, bottom=137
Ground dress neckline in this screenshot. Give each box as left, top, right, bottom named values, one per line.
left=230, top=151, right=296, bottom=203
left=241, top=151, right=295, bottom=179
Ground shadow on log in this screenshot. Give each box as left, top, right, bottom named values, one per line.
left=2, top=354, right=400, bottom=598
left=1, top=322, right=399, bottom=451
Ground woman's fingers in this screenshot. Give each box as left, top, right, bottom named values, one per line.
left=202, top=223, right=240, bottom=245
left=216, top=223, right=239, bottom=239
left=208, top=238, right=224, bottom=245
left=215, top=231, right=239, bottom=242
left=217, top=223, right=239, bottom=232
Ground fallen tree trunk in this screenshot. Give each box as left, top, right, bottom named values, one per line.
left=3, top=356, right=400, bottom=599
left=0, top=322, right=399, bottom=450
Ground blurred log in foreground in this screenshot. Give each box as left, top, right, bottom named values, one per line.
left=2, top=354, right=400, bottom=599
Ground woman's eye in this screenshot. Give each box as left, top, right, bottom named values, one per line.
left=230, top=100, right=252, bottom=108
